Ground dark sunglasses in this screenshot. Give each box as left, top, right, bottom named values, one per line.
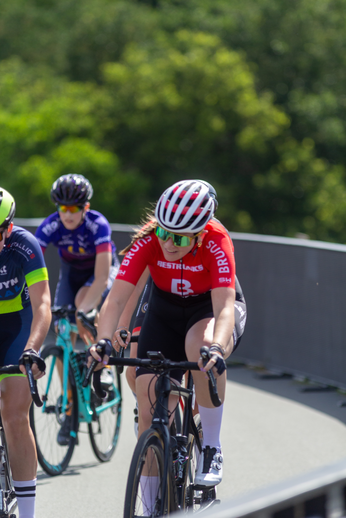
left=155, top=226, right=200, bottom=247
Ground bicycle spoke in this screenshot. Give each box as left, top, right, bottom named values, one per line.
left=30, top=345, right=78, bottom=476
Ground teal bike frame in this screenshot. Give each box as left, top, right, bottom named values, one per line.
left=31, top=306, right=122, bottom=476
left=47, top=315, right=121, bottom=429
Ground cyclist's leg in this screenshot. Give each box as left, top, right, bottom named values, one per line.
left=126, top=341, right=138, bottom=394
left=54, top=261, right=85, bottom=346
left=75, top=261, right=118, bottom=344
left=1, top=376, right=35, bottom=478
left=0, top=307, right=37, bottom=517
left=185, top=317, right=227, bottom=406
left=185, top=318, right=226, bottom=487
left=55, top=263, right=90, bottom=442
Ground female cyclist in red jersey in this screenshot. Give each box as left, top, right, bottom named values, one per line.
left=89, top=179, right=247, bottom=489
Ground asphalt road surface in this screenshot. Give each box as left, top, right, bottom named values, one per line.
left=33, top=364, right=346, bottom=518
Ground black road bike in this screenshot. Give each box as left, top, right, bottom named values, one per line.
left=85, top=336, right=221, bottom=517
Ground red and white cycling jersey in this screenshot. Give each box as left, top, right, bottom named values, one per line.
left=117, top=219, right=235, bottom=297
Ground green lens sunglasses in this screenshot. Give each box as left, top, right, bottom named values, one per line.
left=155, top=226, right=200, bottom=247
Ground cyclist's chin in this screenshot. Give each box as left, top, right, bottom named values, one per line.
left=162, top=249, right=181, bottom=261
left=62, top=221, right=80, bottom=230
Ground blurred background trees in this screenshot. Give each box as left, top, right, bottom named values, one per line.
left=1, top=0, right=346, bottom=241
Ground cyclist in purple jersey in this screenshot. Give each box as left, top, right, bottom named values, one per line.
left=35, top=174, right=120, bottom=345
left=0, top=187, right=51, bottom=518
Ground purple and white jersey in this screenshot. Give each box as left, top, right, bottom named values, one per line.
left=35, top=210, right=116, bottom=269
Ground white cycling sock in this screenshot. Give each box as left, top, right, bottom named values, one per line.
left=198, top=404, right=224, bottom=449
left=13, top=478, right=36, bottom=518
left=140, top=475, right=160, bottom=516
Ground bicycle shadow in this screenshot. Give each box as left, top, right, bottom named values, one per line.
left=37, top=461, right=101, bottom=482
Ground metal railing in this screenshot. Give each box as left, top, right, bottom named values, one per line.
left=198, top=458, right=346, bottom=518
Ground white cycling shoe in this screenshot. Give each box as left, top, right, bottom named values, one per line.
left=194, top=446, right=223, bottom=487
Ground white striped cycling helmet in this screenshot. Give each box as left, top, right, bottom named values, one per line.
left=155, top=180, right=217, bottom=233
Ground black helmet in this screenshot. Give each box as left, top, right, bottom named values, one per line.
left=50, top=174, right=93, bottom=206
left=0, top=188, right=16, bottom=228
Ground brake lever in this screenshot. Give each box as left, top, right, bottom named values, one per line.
left=22, top=355, right=43, bottom=407
left=116, top=330, right=127, bottom=374
left=82, top=342, right=104, bottom=388
left=200, top=346, right=222, bottom=407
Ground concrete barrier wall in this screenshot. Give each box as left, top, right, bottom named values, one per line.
left=196, top=457, right=346, bottom=518
left=16, top=219, right=346, bottom=389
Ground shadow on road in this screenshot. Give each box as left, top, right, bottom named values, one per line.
left=226, top=362, right=346, bottom=425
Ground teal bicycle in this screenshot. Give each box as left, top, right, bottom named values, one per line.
left=29, top=305, right=122, bottom=476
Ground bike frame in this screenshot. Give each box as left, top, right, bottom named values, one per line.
left=150, top=369, right=202, bottom=513
left=41, top=316, right=121, bottom=430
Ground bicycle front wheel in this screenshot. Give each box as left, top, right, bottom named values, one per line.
left=124, top=428, right=175, bottom=518
left=182, top=413, right=205, bottom=512
left=88, top=366, right=122, bottom=462
left=30, top=344, right=79, bottom=476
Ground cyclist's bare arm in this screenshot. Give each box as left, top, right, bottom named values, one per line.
left=76, top=250, right=112, bottom=343
left=113, top=267, right=150, bottom=349
left=19, top=280, right=51, bottom=378
left=197, top=286, right=235, bottom=374
left=88, top=279, right=136, bottom=366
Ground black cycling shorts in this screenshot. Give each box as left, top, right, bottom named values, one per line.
left=0, top=305, right=33, bottom=366
left=136, top=278, right=247, bottom=382
left=54, top=258, right=119, bottom=323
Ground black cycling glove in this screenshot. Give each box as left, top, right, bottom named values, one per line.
left=211, top=354, right=227, bottom=376
left=86, top=338, right=113, bottom=362
left=18, top=349, right=46, bottom=373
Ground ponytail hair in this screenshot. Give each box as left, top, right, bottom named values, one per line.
left=120, top=210, right=158, bottom=255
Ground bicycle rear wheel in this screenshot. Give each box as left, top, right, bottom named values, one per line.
left=124, top=428, right=175, bottom=518
left=88, top=366, right=122, bottom=462
left=30, top=344, right=78, bottom=476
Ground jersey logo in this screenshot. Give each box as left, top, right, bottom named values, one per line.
left=67, top=245, right=86, bottom=254
left=171, top=279, right=194, bottom=296
left=0, top=266, right=7, bottom=275
left=219, top=277, right=232, bottom=283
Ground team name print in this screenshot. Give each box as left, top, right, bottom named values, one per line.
left=205, top=240, right=230, bottom=273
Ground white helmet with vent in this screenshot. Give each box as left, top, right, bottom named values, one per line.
left=155, top=179, right=217, bottom=233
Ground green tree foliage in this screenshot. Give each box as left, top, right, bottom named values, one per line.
left=1, top=0, right=346, bottom=241
left=100, top=30, right=345, bottom=238
left=0, top=58, right=148, bottom=221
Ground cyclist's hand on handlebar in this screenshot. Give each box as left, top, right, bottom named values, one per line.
left=112, top=327, right=131, bottom=352
left=87, top=338, right=113, bottom=371
left=18, top=349, right=46, bottom=380
left=198, top=348, right=226, bottom=378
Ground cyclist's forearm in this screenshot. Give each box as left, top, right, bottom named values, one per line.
left=117, top=267, right=150, bottom=329
left=77, top=276, right=108, bottom=313
left=97, top=280, right=135, bottom=341
left=26, top=300, right=52, bottom=352
left=213, top=308, right=235, bottom=359
left=211, top=287, right=236, bottom=358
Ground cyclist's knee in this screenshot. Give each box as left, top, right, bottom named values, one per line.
left=138, top=405, right=152, bottom=435
left=2, top=408, right=29, bottom=435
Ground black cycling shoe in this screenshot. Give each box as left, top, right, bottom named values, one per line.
left=57, top=415, right=71, bottom=446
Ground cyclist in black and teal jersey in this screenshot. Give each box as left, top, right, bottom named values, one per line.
left=0, top=187, right=51, bottom=518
